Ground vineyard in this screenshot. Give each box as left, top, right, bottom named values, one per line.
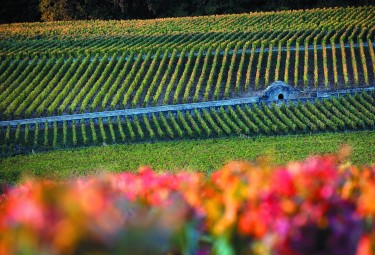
left=1, top=91, right=374, bottom=156
left=0, top=6, right=375, bottom=157
left=0, top=7, right=374, bottom=120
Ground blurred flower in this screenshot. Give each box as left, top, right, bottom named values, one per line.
left=0, top=155, right=374, bottom=254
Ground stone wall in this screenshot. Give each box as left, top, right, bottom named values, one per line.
left=259, top=81, right=374, bottom=102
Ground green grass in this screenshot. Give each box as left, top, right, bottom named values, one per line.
left=1, top=130, right=374, bottom=184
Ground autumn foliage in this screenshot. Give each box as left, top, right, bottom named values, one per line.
left=0, top=154, right=375, bottom=254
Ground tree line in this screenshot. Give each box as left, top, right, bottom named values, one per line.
left=1, top=0, right=374, bottom=24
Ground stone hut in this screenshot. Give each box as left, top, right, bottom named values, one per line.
left=261, top=81, right=300, bottom=101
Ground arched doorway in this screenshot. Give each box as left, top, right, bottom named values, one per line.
left=278, top=93, right=284, bottom=100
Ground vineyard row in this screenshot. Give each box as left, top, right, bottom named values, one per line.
left=4, top=41, right=375, bottom=65
left=1, top=26, right=374, bottom=58
left=1, top=6, right=374, bottom=40
left=1, top=92, right=374, bottom=156
left=1, top=40, right=374, bottom=120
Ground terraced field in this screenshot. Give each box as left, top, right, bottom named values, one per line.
left=0, top=6, right=374, bottom=156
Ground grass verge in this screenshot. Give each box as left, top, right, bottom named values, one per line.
left=1, top=130, right=374, bottom=184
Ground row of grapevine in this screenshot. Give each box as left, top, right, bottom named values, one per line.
left=1, top=92, right=374, bottom=155
left=78, top=53, right=125, bottom=112
left=1, top=39, right=375, bottom=120
left=1, top=6, right=375, bottom=58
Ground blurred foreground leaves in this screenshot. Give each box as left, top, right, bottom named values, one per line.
left=0, top=151, right=375, bottom=254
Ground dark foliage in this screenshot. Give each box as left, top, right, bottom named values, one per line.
left=0, top=0, right=41, bottom=24
left=0, top=0, right=374, bottom=23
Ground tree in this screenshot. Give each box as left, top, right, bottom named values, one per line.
left=40, top=0, right=73, bottom=21
left=2, top=0, right=374, bottom=24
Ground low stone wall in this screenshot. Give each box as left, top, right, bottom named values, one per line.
left=0, top=82, right=373, bottom=129
left=316, top=86, right=375, bottom=98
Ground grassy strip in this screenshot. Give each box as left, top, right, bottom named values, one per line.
left=0, top=131, right=374, bottom=183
